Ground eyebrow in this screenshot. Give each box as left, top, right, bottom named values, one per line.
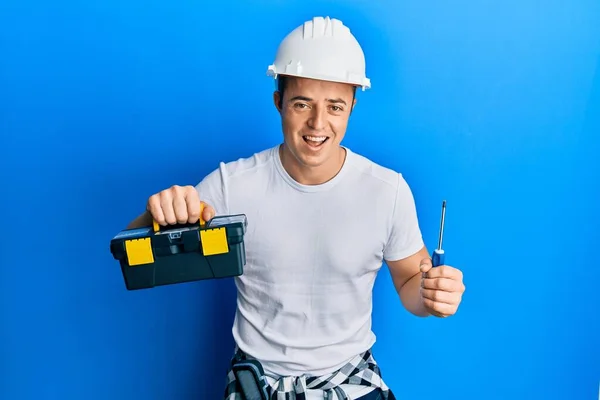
left=289, top=96, right=347, bottom=106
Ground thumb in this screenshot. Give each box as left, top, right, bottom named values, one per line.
left=201, top=202, right=215, bottom=222
left=420, top=258, right=433, bottom=276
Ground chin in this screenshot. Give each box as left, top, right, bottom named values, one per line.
left=298, top=154, right=329, bottom=168
left=294, top=138, right=335, bottom=165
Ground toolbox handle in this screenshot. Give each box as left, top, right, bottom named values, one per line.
left=152, top=203, right=206, bottom=232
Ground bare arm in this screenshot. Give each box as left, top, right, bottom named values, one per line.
left=386, top=245, right=431, bottom=317
left=387, top=245, right=466, bottom=318
left=126, top=210, right=153, bottom=229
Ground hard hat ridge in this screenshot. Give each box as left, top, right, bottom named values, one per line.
left=266, top=16, right=371, bottom=90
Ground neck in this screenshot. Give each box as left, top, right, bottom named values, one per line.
left=279, top=144, right=346, bottom=185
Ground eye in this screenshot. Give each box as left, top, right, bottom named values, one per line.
left=330, top=105, right=343, bottom=112
left=293, top=103, right=309, bottom=109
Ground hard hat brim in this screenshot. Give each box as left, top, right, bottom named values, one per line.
left=267, top=66, right=371, bottom=91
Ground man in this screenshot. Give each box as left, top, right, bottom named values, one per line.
left=128, top=16, right=465, bottom=399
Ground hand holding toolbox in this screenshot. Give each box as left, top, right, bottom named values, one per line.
left=110, top=203, right=248, bottom=290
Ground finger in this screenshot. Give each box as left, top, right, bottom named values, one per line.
left=420, top=288, right=461, bottom=305
left=422, top=298, right=455, bottom=317
left=419, top=258, right=433, bottom=275
left=147, top=194, right=166, bottom=225
left=179, top=186, right=200, bottom=223
left=186, top=199, right=201, bottom=223
left=425, top=265, right=463, bottom=280
left=422, top=277, right=464, bottom=292
left=173, top=188, right=190, bottom=224
left=160, top=190, right=177, bottom=225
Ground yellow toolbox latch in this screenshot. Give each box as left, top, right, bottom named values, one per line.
left=200, top=227, right=229, bottom=256
left=125, top=237, right=155, bottom=266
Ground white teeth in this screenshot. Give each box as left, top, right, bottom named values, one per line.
left=304, top=136, right=327, bottom=142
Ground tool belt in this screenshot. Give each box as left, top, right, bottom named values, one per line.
left=231, top=350, right=270, bottom=400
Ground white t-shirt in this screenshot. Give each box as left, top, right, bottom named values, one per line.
left=196, top=145, right=424, bottom=398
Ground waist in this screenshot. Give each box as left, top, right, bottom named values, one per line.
left=232, top=316, right=376, bottom=376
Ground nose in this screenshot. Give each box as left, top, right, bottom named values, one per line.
left=307, top=106, right=327, bottom=131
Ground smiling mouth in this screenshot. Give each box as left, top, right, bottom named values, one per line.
left=303, top=135, right=329, bottom=148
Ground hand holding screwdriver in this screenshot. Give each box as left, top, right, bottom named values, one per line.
left=419, top=200, right=466, bottom=317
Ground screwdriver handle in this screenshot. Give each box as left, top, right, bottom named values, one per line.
left=432, top=249, right=445, bottom=268
left=433, top=200, right=447, bottom=268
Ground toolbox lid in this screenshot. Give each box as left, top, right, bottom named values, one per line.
left=112, top=226, right=153, bottom=241
left=207, top=214, right=247, bottom=232
left=111, top=214, right=248, bottom=242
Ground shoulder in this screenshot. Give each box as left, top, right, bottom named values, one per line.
left=201, top=145, right=277, bottom=184
left=345, top=147, right=407, bottom=191
left=217, top=146, right=277, bottom=179
left=344, top=148, right=417, bottom=212
left=195, top=145, right=278, bottom=214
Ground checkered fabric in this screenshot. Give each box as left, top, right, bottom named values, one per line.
left=223, top=348, right=396, bottom=400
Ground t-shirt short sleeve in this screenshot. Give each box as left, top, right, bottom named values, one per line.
left=194, top=163, right=228, bottom=217
left=383, top=173, right=424, bottom=261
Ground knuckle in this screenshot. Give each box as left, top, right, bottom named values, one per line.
left=147, top=197, right=161, bottom=217
left=440, top=292, right=450, bottom=303
left=147, top=195, right=157, bottom=209
left=423, top=298, right=434, bottom=309
left=159, top=190, right=172, bottom=203
left=444, top=279, right=455, bottom=291
left=438, top=279, right=449, bottom=290
left=183, top=185, right=196, bottom=196
left=149, top=192, right=162, bottom=203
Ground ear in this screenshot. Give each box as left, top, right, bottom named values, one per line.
left=273, top=91, right=282, bottom=113
left=350, top=98, right=357, bottom=114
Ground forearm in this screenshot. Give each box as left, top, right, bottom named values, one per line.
left=126, top=210, right=153, bottom=229
left=399, top=272, right=431, bottom=317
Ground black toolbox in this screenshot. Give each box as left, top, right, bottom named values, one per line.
left=110, top=214, right=248, bottom=290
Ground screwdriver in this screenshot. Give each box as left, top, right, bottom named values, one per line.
left=432, top=200, right=446, bottom=267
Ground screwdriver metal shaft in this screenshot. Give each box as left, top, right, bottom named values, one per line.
left=432, top=200, right=446, bottom=267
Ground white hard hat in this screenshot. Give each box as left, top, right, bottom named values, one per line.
left=267, top=16, right=371, bottom=90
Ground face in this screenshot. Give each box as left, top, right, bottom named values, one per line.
left=274, top=76, right=356, bottom=180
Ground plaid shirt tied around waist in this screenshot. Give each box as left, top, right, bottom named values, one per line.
left=224, top=348, right=396, bottom=400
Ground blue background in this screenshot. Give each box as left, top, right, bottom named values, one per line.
left=2, top=0, right=599, bottom=399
